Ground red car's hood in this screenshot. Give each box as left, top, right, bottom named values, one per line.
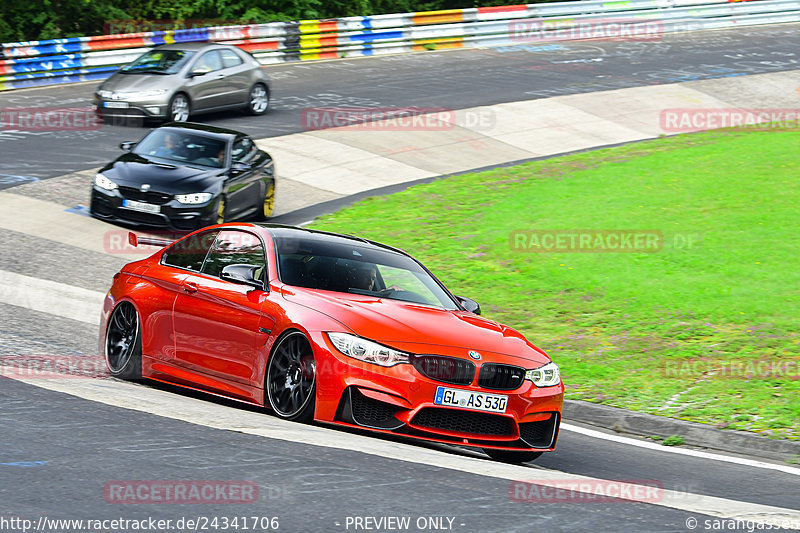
left=282, top=287, right=550, bottom=364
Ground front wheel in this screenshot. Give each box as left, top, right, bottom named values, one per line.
left=255, top=179, right=275, bottom=221
left=168, top=93, right=190, bottom=122
left=247, top=84, right=269, bottom=115
left=266, top=332, right=316, bottom=422
left=104, top=301, right=142, bottom=380
left=214, top=196, right=227, bottom=225
left=483, top=448, right=543, bottom=464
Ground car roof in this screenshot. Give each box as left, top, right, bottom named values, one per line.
left=153, top=42, right=237, bottom=51
left=256, top=224, right=411, bottom=257
left=158, top=122, right=245, bottom=140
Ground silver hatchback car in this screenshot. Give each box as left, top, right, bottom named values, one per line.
left=94, top=42, right=271, bottom=123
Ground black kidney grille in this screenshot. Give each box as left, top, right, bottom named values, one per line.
left=411, top=355, right=474, bottom=386
left=478, top=363, right=526, bottom=390
left=411, top=407, right=513, bottom=436
left=119, top=186, right=173, bottom=205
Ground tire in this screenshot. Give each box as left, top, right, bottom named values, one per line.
left=255, top=179, right=275, bottom=221
left=168, top=93, right=190, bottom=122
left=266, top=331, right=316, bottom=422
left=104, top=301, right=142, bottom=380
left=483, top=448, right=543, bottom=464
left=246, top=84, right=269, bottom=115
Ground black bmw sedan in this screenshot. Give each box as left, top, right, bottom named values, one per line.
left=90, top=123, right=275, bottom=230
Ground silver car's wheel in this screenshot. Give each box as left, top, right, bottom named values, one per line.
left=169, top=94, right=190, bottom=122
left=248, top=84, right=269, bottom=115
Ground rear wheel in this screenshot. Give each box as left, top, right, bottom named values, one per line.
left=104, top=301, right=142, bottom=380
left=255, top=179, right=275, bottom=220
left=266, top=332, right=316, bottom=422
left=483, top=448, right=543, bottom=464
left=247, top=84, right=269, bottom=115
left=168, top=93, right=190, bottom=122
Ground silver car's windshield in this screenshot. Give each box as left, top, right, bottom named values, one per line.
left=134, top=129, right=227, bottom=168
left=121, top=50, right=196, bottom=75
left=275, top=236, right=460, bottom=310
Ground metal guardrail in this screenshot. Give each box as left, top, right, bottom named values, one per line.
left=1, top=0, right=798, bottom=91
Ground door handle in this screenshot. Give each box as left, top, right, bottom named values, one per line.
left=183, top=282, right=199, bottom=293
left=215, top=74, right=225, bottom=80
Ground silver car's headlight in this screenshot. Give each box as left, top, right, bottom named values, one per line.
left=120, top=89, right=168, bottom=99
left=327, top=332, right=410, bottom=367
left=94, top=173, right=118, bottom=191
left=175, top=193, right=212, bottom=205
left=525, top=362, right=560, bottom=387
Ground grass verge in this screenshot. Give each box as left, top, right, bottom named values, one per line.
left=309, top=127, right=800, bottom=439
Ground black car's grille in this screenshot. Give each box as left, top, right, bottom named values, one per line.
left=478, top=363, right=526, bottom=391
left=411, top=355, right=475, bottom=386
left=519, top=413, right=559, bottom=448
left=411, top=407, right=514, bottom=436
left=119, top=186, right=173, bottom=205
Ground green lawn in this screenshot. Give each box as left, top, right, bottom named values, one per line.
left=309, top=128, right=800, bottom=440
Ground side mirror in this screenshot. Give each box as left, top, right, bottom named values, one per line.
left=456, top=296, right=481, bottom=315
left=220, top=264, right=265, bottom=290
left=188, top=66, right=211, bottom=78
left=120, top=141, right=136, bottom=151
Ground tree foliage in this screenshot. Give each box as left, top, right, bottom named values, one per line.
left=0, top=0, right=520, bottom=43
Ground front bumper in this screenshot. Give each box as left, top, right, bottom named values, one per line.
left=94, top=97, right=169, bottom=121
left=309, top=332, right=564, bottom=452
left=90, top=186, right=217, bottom=231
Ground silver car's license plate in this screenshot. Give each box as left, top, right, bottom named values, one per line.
left=122, top=199, right=160, bottom=214
left=104, top=101, right=129, bottom=109
left=434, top=386, right=508, bottom=413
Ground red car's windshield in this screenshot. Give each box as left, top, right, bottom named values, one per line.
left=274, top=236, right=459, bottom=310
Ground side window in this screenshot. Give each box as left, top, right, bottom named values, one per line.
left=193, top=50, right=223, bottom=74
left=162, top=231, right=219, bottom=271
left=231, top=137, right=256, bottom=162
left=201, top=230, right=266, bottom=279
left=220, top=49, right=244, bottom=69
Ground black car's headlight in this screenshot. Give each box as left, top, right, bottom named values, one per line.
left=525, top=362, right=561, bottom=387
left=175, top=193, right=213, bottom=205
left=94, top=173, right=117, bottom=191
left=327, top=332, right=410, bottom=367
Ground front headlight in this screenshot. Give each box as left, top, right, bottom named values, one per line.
left=120, top=89, right=168, bottom=99
left=327, top=332, right=410, bottom=367
left=175, top=193, right=213, bottom=205
left=94, top=173, right=117, bottom=191
left=525, top=362, right=560, bottom=387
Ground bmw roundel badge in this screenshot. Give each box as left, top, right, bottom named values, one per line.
left=468, top=351, right=481, bottom=360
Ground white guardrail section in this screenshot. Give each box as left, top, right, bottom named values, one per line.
left=1, top=0, right=798, bottom=90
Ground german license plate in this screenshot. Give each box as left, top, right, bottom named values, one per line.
left=104, top=101, right=129, bottom=109
left=434, top=386, right=508, bottom=413
left=122, top=199, right=160, bottom=214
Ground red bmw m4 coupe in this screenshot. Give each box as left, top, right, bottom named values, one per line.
left=100, top=224, right=563, bottom=463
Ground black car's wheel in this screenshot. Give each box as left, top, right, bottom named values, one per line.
left=255, top=179, right=275, bottom=221
left=266, top=332, right=316, bottom=422
left=247, top=84, right=269, bottom=115
left=214, top=196, right=227, bottom=225
left=483, top=448, right=543, bottom=464
left=105, top=301, right=142, bottom=380
left=168, top=93, right=190, bottom=122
